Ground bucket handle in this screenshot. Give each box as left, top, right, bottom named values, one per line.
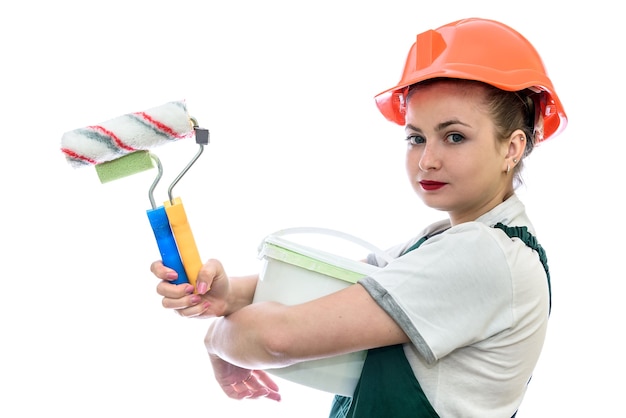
left=266, top=227, right=395, bottom=265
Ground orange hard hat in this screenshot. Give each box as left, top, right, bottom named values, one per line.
left=375, top=18, right=567, bottom=142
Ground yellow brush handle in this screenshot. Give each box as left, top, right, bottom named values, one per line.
left=164, top=197, right=202, bottom=287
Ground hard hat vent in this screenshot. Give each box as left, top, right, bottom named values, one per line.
left=416, top=30, right=446, bottom=70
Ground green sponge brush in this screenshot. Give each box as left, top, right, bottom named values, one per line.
left=95, top=151, right=155, bottom=183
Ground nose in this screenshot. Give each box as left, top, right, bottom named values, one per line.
left=418, top=142, right=440, bottom=171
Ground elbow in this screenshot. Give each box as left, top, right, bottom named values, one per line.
left=254, top=304, right=301, bottom=367
left=207, top=301, right=300, bottom=369
left=262, top=330, right=294, bottom=365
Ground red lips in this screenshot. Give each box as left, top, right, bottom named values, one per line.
left=419, top=180, right=446, bottom=191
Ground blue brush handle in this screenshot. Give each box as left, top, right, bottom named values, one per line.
left=146, top=206, right=189, bottom=284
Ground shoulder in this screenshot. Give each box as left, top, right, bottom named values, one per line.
left=381, top=222, right=515, bottom=290
left=425, top=221, right=509, bottom=253
left=369, top=219, right=451, bottom=266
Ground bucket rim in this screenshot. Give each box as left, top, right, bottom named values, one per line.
left=259, top=235, right=380, bottom=282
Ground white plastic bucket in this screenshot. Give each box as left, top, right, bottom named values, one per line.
left=254, top=227, right=392, bottom=397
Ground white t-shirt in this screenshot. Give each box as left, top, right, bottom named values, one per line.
left=359, top=195, right=550, bottom=417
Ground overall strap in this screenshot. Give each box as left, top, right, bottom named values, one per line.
left=329, top=344, right=440, bottom=418
left=492, top=222, right=551, bottom=313
left=329, top=223, right=551, bottom=418
left=403, top=235, right=429, bottom=255
left=329, top=235, right=440, bottom=418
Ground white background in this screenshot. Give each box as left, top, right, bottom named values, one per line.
left=1, top=1, right=623, bottom=416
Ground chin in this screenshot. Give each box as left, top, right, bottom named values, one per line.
left=417, top=195, right=450, bottom=212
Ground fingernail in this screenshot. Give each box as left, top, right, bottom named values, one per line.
left=197, top=282, right=208, bottom=295
left=190, top=295, right=201, bottom=304
left=185, top=285, right=195, bottom=294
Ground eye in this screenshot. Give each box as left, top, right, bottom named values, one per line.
left=446, top=133, right=464, bottom=144
left=405, top=134, right=425, bottom=145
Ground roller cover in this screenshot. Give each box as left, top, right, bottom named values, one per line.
left=61, top=101, right=194, bottom=168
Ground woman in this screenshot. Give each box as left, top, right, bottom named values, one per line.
left=150, top=18, right=567, bottom=417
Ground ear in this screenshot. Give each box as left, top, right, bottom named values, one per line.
left=504, top=129, right=527, bottom=171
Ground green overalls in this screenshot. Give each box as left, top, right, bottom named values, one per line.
left=329, top=223, right=551, bottom=418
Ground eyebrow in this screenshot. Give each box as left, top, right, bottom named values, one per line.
left=405, top=119, right=472, bottom=133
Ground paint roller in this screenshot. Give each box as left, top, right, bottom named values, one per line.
left=61, top=101, right=209, bottom=287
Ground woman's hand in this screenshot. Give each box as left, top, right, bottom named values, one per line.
left=150, top=258, right=231, bottom=319
left=209, top=354, right=281, bottom=401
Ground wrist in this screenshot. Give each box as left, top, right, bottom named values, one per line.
left=224, top=274, right=259, bottom=315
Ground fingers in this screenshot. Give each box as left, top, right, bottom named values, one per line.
left=173, top=301, right=211, bottom=318
left=155, top=280, right=206, bottom=314
left=158, top=284, right=209, bottom=314
left=221, top=372, right=281, bottom=401
left=255, top=370, right=281, bottom=392
left=151, top=258, right=227, bottom=319
left=156, top=280, right=194, bottom=300
left=196, top=259, right=227, bottom=295
left=150, top=260, right=178, bottom=282
left=151, top=258, right=225, bottom=295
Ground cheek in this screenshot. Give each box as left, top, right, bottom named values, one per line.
left=405, top=148, right=419, bottom=176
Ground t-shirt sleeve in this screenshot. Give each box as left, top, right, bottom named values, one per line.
left=359, top=223, right=514, bottom=365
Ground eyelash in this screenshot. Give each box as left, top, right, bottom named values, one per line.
left=405, top=135, right=425, bottom=145
left=405, top=133, right=465, bottom=145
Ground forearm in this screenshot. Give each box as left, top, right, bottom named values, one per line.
left=205, top=301, right=292, bottom=370
left=205, top=284, right=408, bottom=369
